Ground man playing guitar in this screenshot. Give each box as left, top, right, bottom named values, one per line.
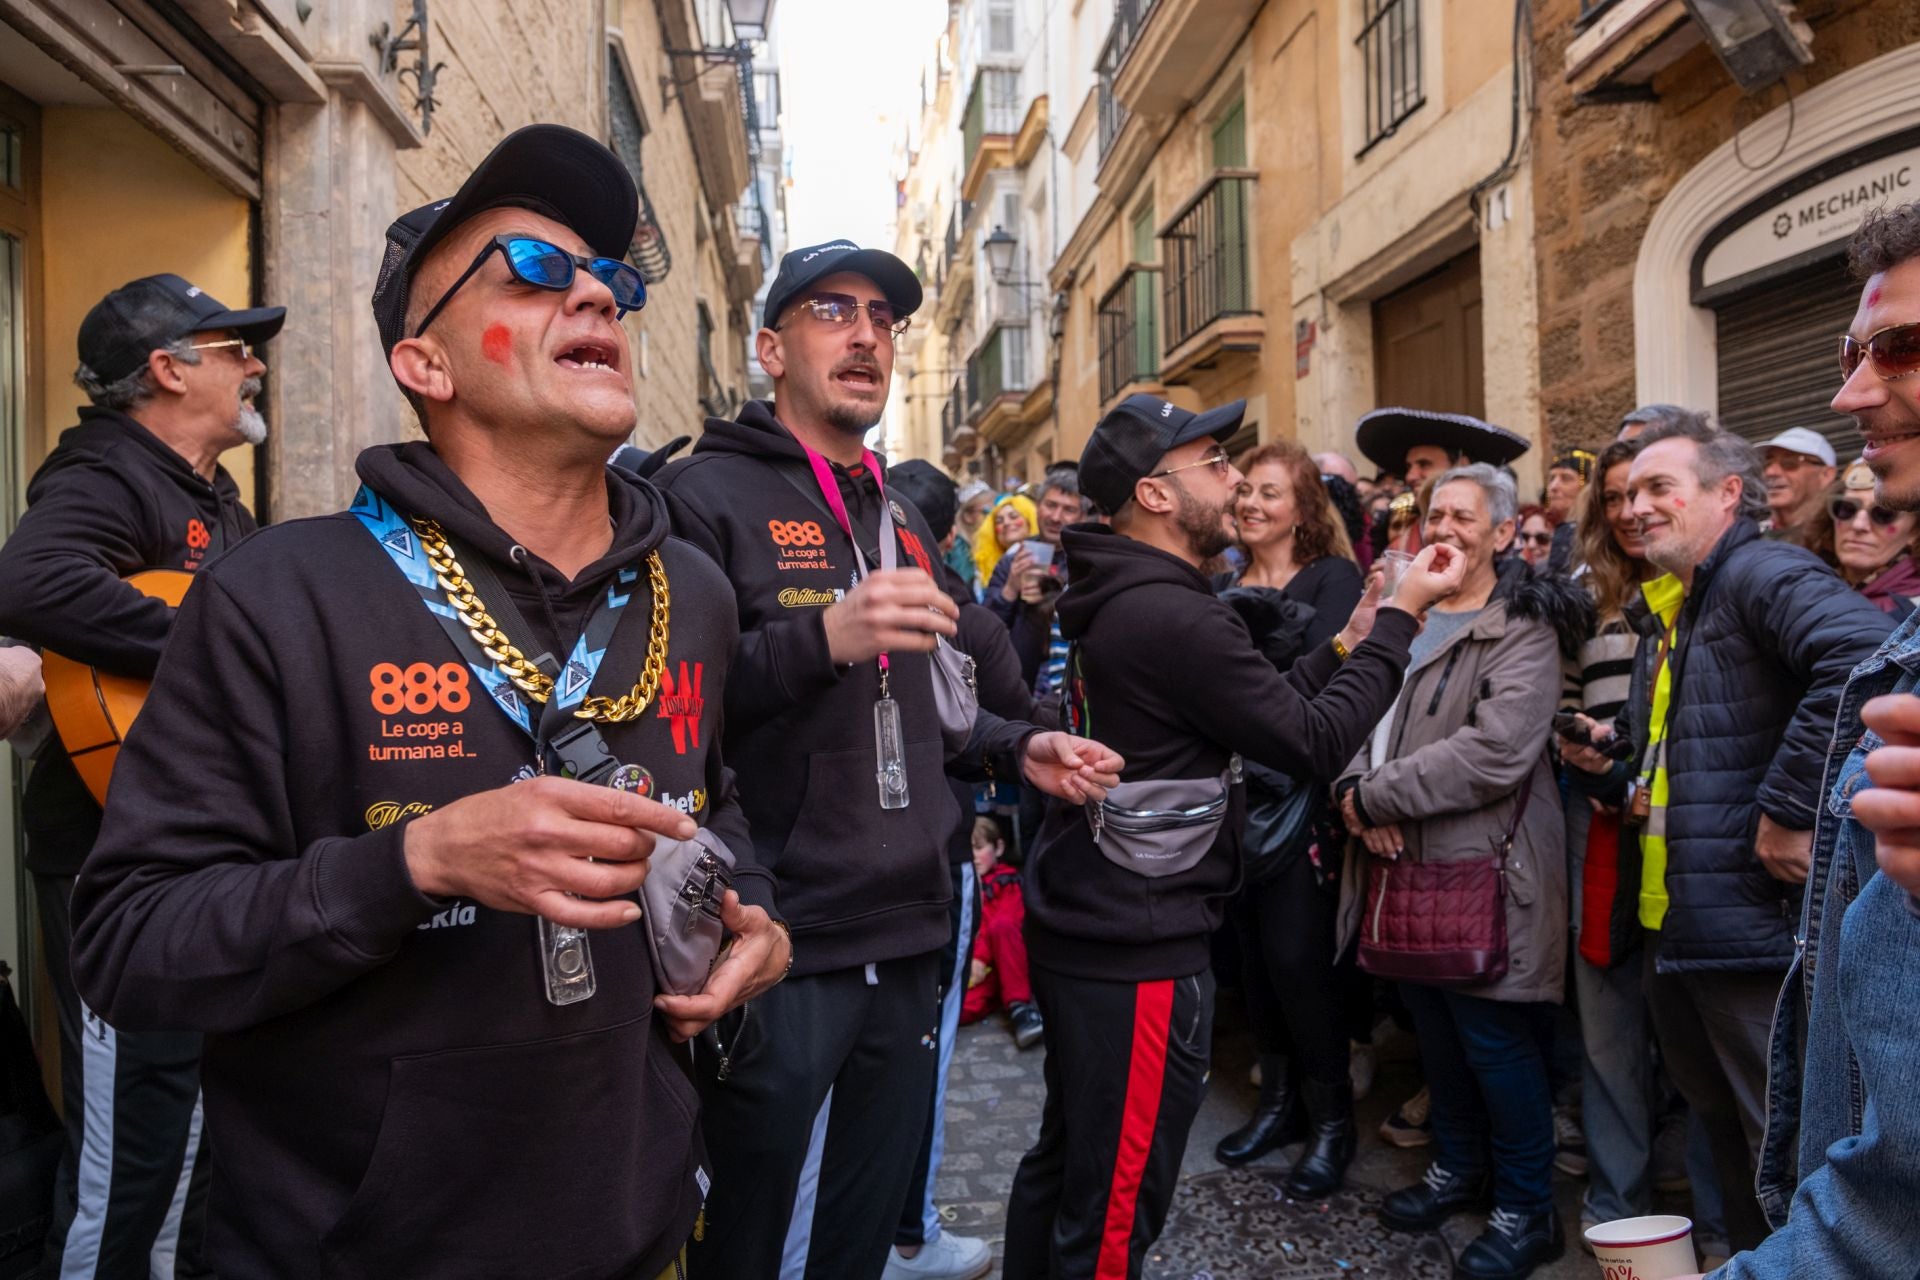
left=0, top=272, right=280, bottom=1278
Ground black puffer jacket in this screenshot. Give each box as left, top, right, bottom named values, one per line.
left=1606, top=519, right=1894, bottom=973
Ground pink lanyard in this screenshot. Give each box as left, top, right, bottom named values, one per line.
left=802, top=443, right=898, bottom=671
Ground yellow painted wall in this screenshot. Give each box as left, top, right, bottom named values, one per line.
left=37, top=108, right=256, bottom=500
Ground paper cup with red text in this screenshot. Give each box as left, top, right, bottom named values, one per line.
left=1583, top=1215, right=1698, bottom=1280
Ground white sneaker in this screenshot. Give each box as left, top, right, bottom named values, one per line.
left=1350, top=1040, right=1376, bottom=1101
left=883, top=1231, right=992, bottom=1280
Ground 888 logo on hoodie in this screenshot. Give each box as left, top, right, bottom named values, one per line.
left=369, top=662, right=471, bottom=714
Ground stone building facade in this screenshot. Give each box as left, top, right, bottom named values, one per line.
left=1532, top=0, right=1920, bottom=457
left=896, top=0, right=1546, bottom=494
left=0, top=0, right=777, bottom=1018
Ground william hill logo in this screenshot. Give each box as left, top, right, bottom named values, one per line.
left=366, top=800, right=434, bottom=830
left=778, top=587, right=843, bottom=608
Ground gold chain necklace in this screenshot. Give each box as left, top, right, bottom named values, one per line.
left=412, top=518, right=671, bottom=722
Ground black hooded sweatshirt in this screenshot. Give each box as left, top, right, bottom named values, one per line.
left=69, top=443, right=757, bottom=1280
left=1022, top=524, right=1418, bottom=982
left=655, top=402, right=1037, bottom=975
left=0, top=408, right=255, bottom=875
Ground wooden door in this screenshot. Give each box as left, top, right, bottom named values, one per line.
left=1373, top=249, right=1484, bottom=419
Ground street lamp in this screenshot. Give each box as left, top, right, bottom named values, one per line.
left=725, top=0, right=776, bottom=39
left=984, top=224, right=1019, bottom=285
left=1680, top=0, right=1813, bottom=93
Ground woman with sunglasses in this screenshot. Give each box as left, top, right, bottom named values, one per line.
left=1516, top=506, right=1557, bottom=569
left=1807, top=459, right=1920, bottom=617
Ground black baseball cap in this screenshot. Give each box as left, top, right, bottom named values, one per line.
left=1079, top=393, right=1245, bottom=514
left=761, top=240, right=922, bottom=332
left=77, top=275, right=284, bottom=385
left=371, top=124, right=638, bottom=359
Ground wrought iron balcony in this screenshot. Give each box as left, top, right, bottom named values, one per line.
left=966, top=325, right=1030, bottom=422
left=961, top=68, right=1021, bottom=178
left=1160, top=173, right=1256, bottom=354
left=1098, top=264, right=1162, bottom=405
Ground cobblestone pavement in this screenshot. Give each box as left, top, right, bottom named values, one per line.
left=934, top=1005, right=1711, bottom=1279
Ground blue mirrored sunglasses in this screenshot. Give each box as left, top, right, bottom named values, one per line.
left=413, top=235, right=647, bottom=338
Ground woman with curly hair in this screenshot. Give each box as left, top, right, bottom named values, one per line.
left=1212, top=441, right=1370, bottom=1199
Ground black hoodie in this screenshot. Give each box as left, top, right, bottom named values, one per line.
left=1021, top=524, right=1418, bottom=982
left=0, top=408, right=255, bottom=875
left=69, top=443, right=754, bottom=1280
left=656, top=402, right=1036, bottom=975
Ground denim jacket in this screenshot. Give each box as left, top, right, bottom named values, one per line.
left=1717, top=610, right=1920, bottom=1278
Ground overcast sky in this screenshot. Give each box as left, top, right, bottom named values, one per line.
left=777, top=0, right=948, bottom=252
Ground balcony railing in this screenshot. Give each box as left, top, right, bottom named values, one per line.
left=1356, top=0, right=1424, bottom=157
left=1098, top=265, right=1162, bottom=404
left=1096, top=35, right=1129, bottom=162
left=966, top=325, right=1030, bottom=420
left=1161, top=173, right=1255, bottom=354
left=961, top=68, right=1021, bottom=176
left=1106, top=0, right=1159, bottom=79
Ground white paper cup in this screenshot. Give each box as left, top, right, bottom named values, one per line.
left=1377, top=549, right=1416, bottom=600
left=1584, top=1215, right=1698, bottom=1280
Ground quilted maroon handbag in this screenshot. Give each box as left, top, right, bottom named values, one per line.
left=1357, top=770, right=1535, bottom=988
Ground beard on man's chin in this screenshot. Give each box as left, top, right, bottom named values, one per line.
left=1174, top=487, right=1234, bottom=560
left=825, top=402, right=884, bottom=435
left=235, top=376, right=268, bottom=445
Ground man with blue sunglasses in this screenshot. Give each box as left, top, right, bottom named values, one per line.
left=67, top=124, right=790, bottom=1280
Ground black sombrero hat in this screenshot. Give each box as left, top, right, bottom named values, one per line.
left=1354, top=408, right=1531, bottom=475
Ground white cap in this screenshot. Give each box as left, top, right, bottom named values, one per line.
left=1761, top=427, right=1837, bottom=468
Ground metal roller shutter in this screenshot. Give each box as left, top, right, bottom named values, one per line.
left=1713, top=256, right=1863, bottom=460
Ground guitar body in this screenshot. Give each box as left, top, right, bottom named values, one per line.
left=41, top=569, right=194, bottom=806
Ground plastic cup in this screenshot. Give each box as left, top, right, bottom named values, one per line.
left=1584, top=1215, right=1698, bottom=1280
left=1377, top=549, right=1417, bottom=600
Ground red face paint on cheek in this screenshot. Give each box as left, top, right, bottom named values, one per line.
left=1673, top=498, right=1687, bottom=509
left=480, top=324, right=512, bottom=365
left=1868, top=286, right=1884, bottom=307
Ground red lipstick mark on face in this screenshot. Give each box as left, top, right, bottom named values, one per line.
left=480, top=324, right=512, bottom=365
left=1868, top=286, right=1884, bottom=307
left=1673, top=498, right=1687, bottom=508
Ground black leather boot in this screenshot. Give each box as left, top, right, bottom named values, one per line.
left=1283, top=1077, right=1355, bottom=1199
left=1214, top=1054, right=1303, bottom=1166
left=1380, top=1164, right=1492, bottom=1232
left=1455, top=1207, right=1565, bottom=1279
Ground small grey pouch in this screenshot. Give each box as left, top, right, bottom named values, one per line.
left=642, top=828, right=736, bottom=995
left=1088, top=765, right=1236, bottom=878
left=931, top=636, right=979, bottom=754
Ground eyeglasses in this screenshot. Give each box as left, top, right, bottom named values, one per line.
left=189, top=337, right=254, bottom=361
left=780, top=292, right=911, bottom=339
left=1764, top=451, right=1820, bottom=472
left=1149, top=449, right=1233, bottom=482
left=1839, top=321, right=1920, bottom=382
left=1830, top=497, right=1905, bottom=528
left=1519, top=530, right=1554, bottom=546
left=414, top=235, right=647, bottom=338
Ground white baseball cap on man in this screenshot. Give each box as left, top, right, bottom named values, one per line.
left=1760, top=427, right=1838, bottom=467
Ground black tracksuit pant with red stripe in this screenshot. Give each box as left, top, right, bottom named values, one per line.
left=1002, top=965, right=1214, bottom=1280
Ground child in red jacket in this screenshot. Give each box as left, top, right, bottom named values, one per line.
left=961, top=817, right=1043, bottom=1049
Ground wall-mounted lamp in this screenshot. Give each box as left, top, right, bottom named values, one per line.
left=1680, top=0, right=1813, bottom=93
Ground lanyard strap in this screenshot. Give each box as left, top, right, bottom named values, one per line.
left=350, top=485, right=639, bottom=760
left=800, top=444, right=897, bottom=671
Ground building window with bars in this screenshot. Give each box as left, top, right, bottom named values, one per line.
left=608, top=48, right=673, bottom=283
left=1355, top=0, right=1424, bottom=157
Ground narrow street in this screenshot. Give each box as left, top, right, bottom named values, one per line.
left=936, top=1002, right=1695, bottom=1278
